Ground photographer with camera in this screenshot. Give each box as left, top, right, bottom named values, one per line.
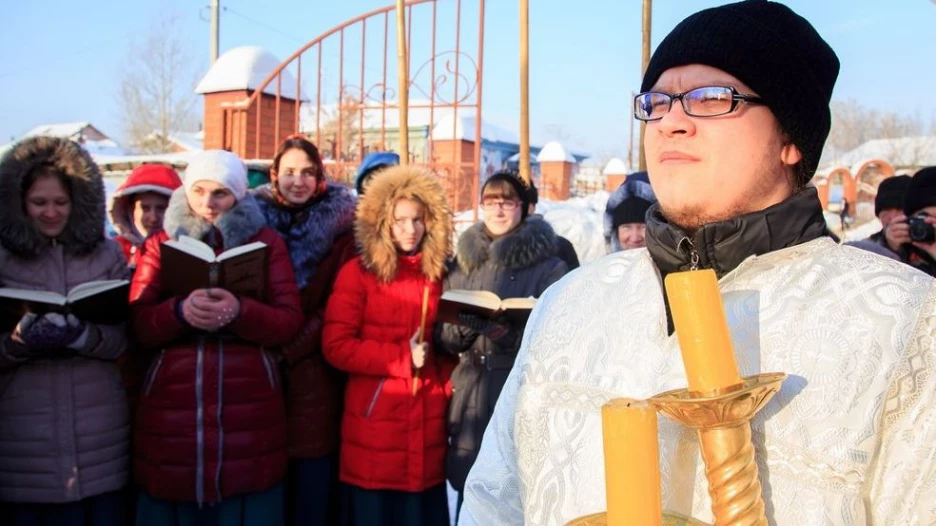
left=882, top=167, right=936, bottom=277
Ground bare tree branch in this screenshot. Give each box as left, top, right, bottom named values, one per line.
left=117, top=15, right=200, bottom=154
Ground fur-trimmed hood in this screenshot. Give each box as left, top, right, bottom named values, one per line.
left=253, top=182, right=356, bottom=288
left=354, top=165, right=452, bottom=283
left=0, top=136, right=106, bottom=258
left=163, top=187, right=266, bottom=248
left=456, top=216, right=558, bottom=274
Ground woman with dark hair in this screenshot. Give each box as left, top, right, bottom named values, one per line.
left=436, top=170, right=568, bottom=516
left=323, top=165, right=454, bottom=526
left=130, top=149, right=303, bottom=526
left=0, top=137, right=131, bottom=525
left=253, top=135, right=357, bottom=525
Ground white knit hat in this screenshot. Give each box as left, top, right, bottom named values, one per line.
left=183, top=150, right=248, bottom=200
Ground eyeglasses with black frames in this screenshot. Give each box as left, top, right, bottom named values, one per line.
left=633, top=86, right=764, bottom=122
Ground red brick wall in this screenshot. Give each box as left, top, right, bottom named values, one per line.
left=540, top=161, right=574, bottom=201
left=203, top=90, right=298, bottom=159
left=605, top=173, right=627, bottom=192
left=431, top=139, right=477, bottom=212
left=203, top=90, right=250, bottom=152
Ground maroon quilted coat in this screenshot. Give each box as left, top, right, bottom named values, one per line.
left=253, top=183, right=357, bottom=458
left=130, top=188, right=303, bottom=503
left=322, top=166, right=455, bottom=492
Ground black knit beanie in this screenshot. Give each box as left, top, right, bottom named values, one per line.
left=641, top=0, right=840, bottom=180
left=482, top=170, right=530, bottom=219
left=874, top=175, right=911, bottom=217
left=904, top=167, right=936, bottom=217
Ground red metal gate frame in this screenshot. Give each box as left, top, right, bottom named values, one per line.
left=220, top=0, right=485, bottom=218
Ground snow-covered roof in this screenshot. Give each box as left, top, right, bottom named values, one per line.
left=7, top=122, right=124, bottom=156
left=536, top=141, right=576, bottom=163
left=824, top=136, right=936, bottom=170
left=92, top=151, right=197, bottom=170
left=80, top=139, right=125, bottom=156
left=300, top=99, right=458, bottom=134
left=602, top=157, right=630, bottom=176
left=145, top=131, right=204, bottom=152
left=506, top=151, right=538, bottom=164
left=431, top=114, right=521, bottom=144
left=196, top=46, right=304, bottom=100
left=21, top=122, right=93, bottom=139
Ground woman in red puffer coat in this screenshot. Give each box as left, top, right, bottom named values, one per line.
left=130, top=150, right=303, bottom=526
left=323, top=165, right=454, bottom=526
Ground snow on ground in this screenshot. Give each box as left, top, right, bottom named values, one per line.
left=536, top=192, right=610, bottom=264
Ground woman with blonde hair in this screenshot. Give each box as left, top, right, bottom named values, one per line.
left=323, top=165, right=454, bottom=525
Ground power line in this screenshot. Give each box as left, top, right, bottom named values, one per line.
left=222, top=6, right=307, bottom=45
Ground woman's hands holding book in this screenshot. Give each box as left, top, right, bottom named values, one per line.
left=457, top=313, right=516, bottom=347
left=182, top=288, right=241, bottom=332
left=12, top=312, right=88, bottom=350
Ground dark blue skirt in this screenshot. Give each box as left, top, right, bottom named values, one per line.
left=135, top=483, right=284, bottom=526
left=344, top=483, right=449, bottom=526
left=0, top=490, right=126, bottom=526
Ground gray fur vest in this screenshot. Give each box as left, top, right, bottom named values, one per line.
left=162, top=187, right=266, bottom=249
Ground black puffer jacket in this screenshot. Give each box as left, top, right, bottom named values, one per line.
left=437, top=217, right=568, bottom=490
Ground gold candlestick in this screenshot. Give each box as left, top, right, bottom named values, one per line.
left=567, top=373, right=785, bottom=526
left=652, top=373, right=786, bottom=526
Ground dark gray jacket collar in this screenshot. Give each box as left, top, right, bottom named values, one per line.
left=646, top=186, right=830, bottom=279
left=456, top=216, right=558, bottom=273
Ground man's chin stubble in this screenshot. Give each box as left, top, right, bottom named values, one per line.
left=659, top=203, right=751, bottom=234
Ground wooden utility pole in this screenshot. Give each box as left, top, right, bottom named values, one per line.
left=638, top=0, right=651, bottom=171
left=396, top=0, right=410, bottom=164
left=210, top=0, right=220, bottom=64
left=518, top=0, right=531, bottom=184
left=628, top=91, right=636, bottom=170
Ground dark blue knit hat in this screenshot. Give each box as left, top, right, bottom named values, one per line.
left=355, top=152, right=400, bottom=195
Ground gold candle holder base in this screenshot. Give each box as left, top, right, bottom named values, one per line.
left=567, top=511, right=708, bottom=525
left=652, top=373, right=786, bottom=526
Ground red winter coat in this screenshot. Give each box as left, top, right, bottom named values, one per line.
left=322, top=165, right=455, bottom=492
left=130, top=191, right=303, bottom=503
left=323, top=255, right=453, bottom=492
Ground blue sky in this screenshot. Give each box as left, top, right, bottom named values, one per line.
left=2, top=0, right=934, bottom=158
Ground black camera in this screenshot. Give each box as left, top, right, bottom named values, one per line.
left=908, top=213, right=935, bottom=243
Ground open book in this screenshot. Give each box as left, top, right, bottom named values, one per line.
left=161, top=236, right=268, bottom=299
left=437, top=289, right=537, bottom=325
left=0, top=279, right=130, bottom=329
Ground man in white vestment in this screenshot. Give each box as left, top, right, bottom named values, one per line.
left=459, top=1, right=936, bottom=525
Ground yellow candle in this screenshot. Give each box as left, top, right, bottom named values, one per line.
left=602, top=398, right=662, bottom=526
left=664, top=269, right=742, bottom=393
